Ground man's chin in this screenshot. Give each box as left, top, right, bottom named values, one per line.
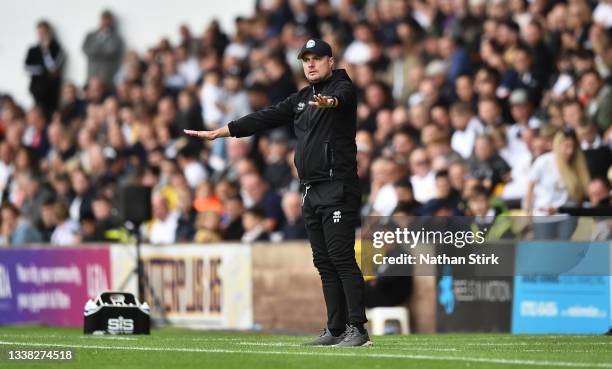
left=307, top=75, right=321, bottom=83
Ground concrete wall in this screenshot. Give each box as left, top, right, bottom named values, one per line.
left=252, top=243, right=327, bottom=333
left=0, top=0, right=253, bottom=107
left=252, top=243, right=436, bottom=334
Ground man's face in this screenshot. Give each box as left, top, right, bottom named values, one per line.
left=71, top=172, right=89, bottom=195
left=409, top=150, right=431, bottom=177
left=436, top=176, right=452, bottom=198
left=41, top=205, right=56, bottom=227
left=448, top=164, right=465, bottom=190
left=580, top=73, right=602, bottom=97
left=92, top=200, right=112, bottom=220
left=37, top=25, right=50, bottom=45
left=513, top=51, right=531, bottom=73
left=469, top=195, right=489, bottom=217
left=282, top=193, right=302, bottom=221
left=475, top=137, right=494, bottom=160
left=478, top=101, right=499, bottom=125
left=177, top=191, right=193, bottom=213
left=392, top=133, right=415, bottom=156
left=438, top=37, right=454, bottom=59
left=301, top=53, right=333, bottom=83
left=562, top=103, right=583, bottom=127
left=152, top=197, right=169, bottom=220
left=455, top=76, right=473, bottom=101
left=511, top=103, right=530, bottom=122
left=451, top=113, right=470, bottom=130
left=100, top=14, right=112, bottom=30
left=225, top=199, right=244, bottom=220
left=588, top=181, right=609, bottom=206
left=1, top=209, right=17, bottom=233
left=243, top=176, right=265, bottom=202
left=576, top=125, right=596, bottom=145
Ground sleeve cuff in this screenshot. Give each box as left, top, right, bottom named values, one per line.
left=227, top=121, right=238, bottom=137
left=330, top=95, right=340, bottom=108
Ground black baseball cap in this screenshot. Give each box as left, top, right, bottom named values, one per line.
left=297, top=38, right=333, bottom=60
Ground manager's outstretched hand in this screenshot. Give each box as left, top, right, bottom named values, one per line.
left=184, top=126, right=230, bottom=140
left=309, top=94, right=338, bottom=108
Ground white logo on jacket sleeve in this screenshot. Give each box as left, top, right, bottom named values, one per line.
left=306, top=40, right=315, bottom=48
left=333, top=210, right=341, bottom=223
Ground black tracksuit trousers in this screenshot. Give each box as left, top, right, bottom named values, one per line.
left=302, top=180, right=367, bottom=330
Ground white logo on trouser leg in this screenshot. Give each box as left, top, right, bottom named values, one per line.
left=333, top=210, right=341, bottom=223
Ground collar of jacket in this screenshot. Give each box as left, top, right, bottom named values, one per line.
left=309, top=69, right=351, bottom=90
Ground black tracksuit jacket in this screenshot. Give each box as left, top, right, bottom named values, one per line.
left=227, top=69, right=358, bottom=185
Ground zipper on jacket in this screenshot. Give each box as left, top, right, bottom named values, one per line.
left=329, top=147, right=335, bottom=180
left=296, top=87, right=317, bottom=179
left=299, top=85, right=316, bottom=179
left=324, top=141, right=334, bottom=180
left=309, top=85, right=317, bottom=130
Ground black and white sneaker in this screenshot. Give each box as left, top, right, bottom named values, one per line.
left=334, top=325, right=373, bottom=347
left=302, top=328, right=346, bottom=346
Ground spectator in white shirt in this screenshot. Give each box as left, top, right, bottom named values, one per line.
left=199, top=70, right=224, bottom=129
left=525, top=129, right=591, bottom=239
left=489, top=127, right=532, bottom=201
left=0, top=142, right=14, bottom=196
left=344, top=22, right=374, bottom=65
left=371, top=158, right=404, bottom=216
left=409, top=148, right=436, bottom=203
left=177, top=146, right=207, bottom=189
left=507, top=89, right=541, bottom=149
left=450, top=102, right=484, bottom=159
left=50, top=202, right=80, bottom=246
left=593, top=1, right=612, bottom=28
left=176, top=44, right=201, bottom=86
left=561, top=99, right=585, bottom=128
left=147, top=194, right=179, bottom=245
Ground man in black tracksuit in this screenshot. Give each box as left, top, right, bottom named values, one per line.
left=24, top=21, right=64, bottom=117
left=185, top=38, right=371, bottom=347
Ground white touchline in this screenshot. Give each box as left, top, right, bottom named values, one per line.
left=3, top=333, right=610, bottom=346
left=0, top=341, right=611, bottom=368
left=237, top=341, right=301, bottom=347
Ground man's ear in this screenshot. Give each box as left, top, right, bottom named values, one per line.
left=329, top=56, right=335, bottom=68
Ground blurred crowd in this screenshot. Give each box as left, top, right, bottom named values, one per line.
left=0, top=0, right=611, bottom=246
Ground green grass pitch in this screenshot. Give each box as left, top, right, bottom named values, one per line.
left=0, top=326, right=611, bottom=369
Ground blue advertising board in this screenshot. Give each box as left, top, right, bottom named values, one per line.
left=512, top=241, right=611, bottom=334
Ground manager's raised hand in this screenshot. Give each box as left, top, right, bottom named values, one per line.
left=309, top=94, right=338, bottom=108
left=183, top=127, right=230, bottom=140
